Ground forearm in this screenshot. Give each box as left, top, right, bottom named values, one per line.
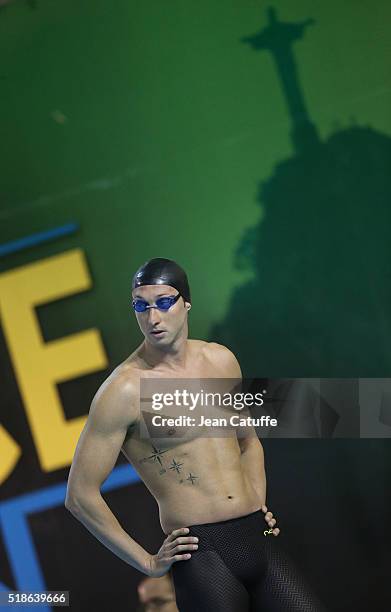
left=239, top=437, right=267, bottom=506
left=66, top=491, right=151, bottom=575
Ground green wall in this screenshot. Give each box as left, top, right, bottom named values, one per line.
left=1, top=0, right=390, bottom=372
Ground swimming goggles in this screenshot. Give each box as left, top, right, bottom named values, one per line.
left=132, top=293, right=181, bottom=313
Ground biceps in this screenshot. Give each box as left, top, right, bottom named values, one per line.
left=67, top=423, right=126, bottom=494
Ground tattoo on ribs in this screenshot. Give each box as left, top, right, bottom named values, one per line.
left=179, top=473, right=199, bottom=485
left=138, top=446, right=198, bottom=484
left=139, top=445, right=169, bottom=467
left=169, top=459, right=184, bottom=474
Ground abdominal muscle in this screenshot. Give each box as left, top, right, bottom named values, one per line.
left=158, top=476, right=262, bottom=534
left=122, top=436, right=263, bottom=535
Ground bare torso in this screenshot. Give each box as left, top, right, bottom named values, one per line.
left=116, top=340, right=264, bottom=534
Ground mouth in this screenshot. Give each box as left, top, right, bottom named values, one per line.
left=150, top=330, right=166, bottom=337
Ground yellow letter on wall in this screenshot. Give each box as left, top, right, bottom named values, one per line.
left=0, top=249, right=108, bottom=472
left=0, top=424, right=21, bottom=485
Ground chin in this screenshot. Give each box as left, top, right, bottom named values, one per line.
left=150, top=334, right=171, bottom=346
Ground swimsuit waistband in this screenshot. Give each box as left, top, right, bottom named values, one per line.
left=187, top=507, right=263, bottom=531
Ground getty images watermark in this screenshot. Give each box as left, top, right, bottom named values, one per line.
left=139, top=379, right=279, bottom=438
left=149, top=387, right=277, bottom=429
left=138, top=378, right=391, bottom=439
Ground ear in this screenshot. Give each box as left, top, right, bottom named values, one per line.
left=185, top=302, right=191, bottom=311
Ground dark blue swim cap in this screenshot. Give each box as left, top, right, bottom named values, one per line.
left=132, top=258, right=191, bottom=304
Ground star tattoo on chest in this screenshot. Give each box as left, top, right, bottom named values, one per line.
left=139, top=445, right=170, bottom=467
left=169, top=459, right=184, bottom=474
left=179, top=472, right=199, bottom=485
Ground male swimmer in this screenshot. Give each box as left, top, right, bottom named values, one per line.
left=66, top=258, right=327, bottom=611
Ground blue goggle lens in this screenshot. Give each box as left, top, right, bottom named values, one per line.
left=155, top=296, right=177, bottom=310
left=133, top=300, right=149, bottom=312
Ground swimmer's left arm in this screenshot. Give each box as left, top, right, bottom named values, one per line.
left=208, top=343, right=280, bottom=536
left=208, top=343, right=267, bottom=507
left=238, top=435, right=266, bottom=508
left=238, top=435, right=280, bottom=535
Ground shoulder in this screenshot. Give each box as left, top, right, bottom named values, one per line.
left=89, top=367, right=140, bottom=430
left=203, top=341, right=239, bottom=363
left=93, top=367, right=139, bottom=403
left=202, top=341, right=242, bottom=377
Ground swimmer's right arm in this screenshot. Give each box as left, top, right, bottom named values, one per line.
left=65, top=376, right=196, bottom=576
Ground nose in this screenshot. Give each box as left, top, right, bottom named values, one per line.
left=147, top=306, right=161, bottom=325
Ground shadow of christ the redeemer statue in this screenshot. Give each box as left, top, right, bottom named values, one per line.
left=212, top=6, right=391, bottom=378
left=243, top=6, right=318, bottom=154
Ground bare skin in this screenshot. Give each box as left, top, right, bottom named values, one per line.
left=138, top=574, right=178, bottom=612
left=65, top=284, right=279, bottom=579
